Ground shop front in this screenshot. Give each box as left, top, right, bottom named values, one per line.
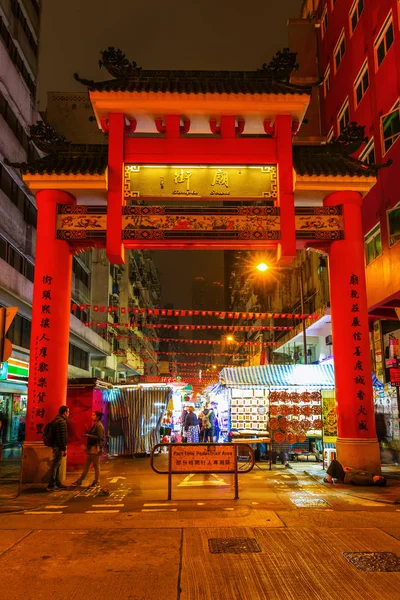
left=0, top=358, right=29, bottom=461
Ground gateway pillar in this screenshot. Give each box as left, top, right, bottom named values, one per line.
left=21, top=189, right=75, bottom=483
left=324, top=191, right=380, bottom=472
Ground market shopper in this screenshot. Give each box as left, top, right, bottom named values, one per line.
left=202, top=403, right=215, bottom=442
left=197, top=411, right=204, bottom=441
left=72, top=411, right=105, bottom=488
left=324, top=458, right=387, bottom=486
left=47, top=405, right=69, bottom=491
left=184, top=406, right=199, bottom=443
left=181, top=406, right=189, bottom=443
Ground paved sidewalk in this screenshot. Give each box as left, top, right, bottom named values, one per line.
left=1, top=459, right=400, bottom=598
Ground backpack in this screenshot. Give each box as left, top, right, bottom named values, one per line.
left=43, top=420, right=55, bottom=447
left=202, top=411, right=212, bottom=429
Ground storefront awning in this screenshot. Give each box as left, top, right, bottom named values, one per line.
left=218, top=364, right=384, bottom=390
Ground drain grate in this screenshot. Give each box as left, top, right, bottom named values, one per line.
left=343, top=552, right=400, bottom=572
left=291, top=497, right=330, bottom=508
left=208, top=537, right=262, bottom=554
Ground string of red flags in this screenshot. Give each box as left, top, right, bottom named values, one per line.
left=72, top=304, right=315, bottom=321
left=153, top=351, right=236, bottom=357
left=113, top=359, right=231, bottom=367
left=85, top=321, right=292, bottom=332
left=99, top=334, right=277, bottom=346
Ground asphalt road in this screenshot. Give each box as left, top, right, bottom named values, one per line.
left=3, top=456, right=398, bottom=516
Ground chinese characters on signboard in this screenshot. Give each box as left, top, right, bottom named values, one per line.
left=171, top=444, right=236, bottom=472
left=124, top=165, right=278, bottom=199
left=30, top=275, right=54, bottom=437
left=349, top=274, right=369, bottom=432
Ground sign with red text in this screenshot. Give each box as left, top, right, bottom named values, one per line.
left=171, top=444, right=236, bottom=473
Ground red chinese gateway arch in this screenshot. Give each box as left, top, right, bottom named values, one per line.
left=17, top=48, right=384, bottom=481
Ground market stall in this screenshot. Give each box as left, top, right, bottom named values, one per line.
left=215, top=364, right=384, bottom=467
left=109, top=384, right=173, bottom=455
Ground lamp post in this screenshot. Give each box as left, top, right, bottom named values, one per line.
left=256, top=261, right=308, bottom=365
left=298, top=264, right=308, bottom=365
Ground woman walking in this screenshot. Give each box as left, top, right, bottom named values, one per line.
left=184, top=406, right=199, bottom=443
left=72, top=411, right=105, bottom=488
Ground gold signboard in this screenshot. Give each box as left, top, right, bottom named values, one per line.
left=124, top=165, right=278, bottom=199
left=171, top=444, right=236, bottom=472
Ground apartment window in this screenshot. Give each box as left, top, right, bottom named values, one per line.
left=375, top=13, right=394, bottom=68
left=365, top=224, right=382, bottom=265
left=0, top=89, right=30, bottom=152
left=7, top=313, right=31, bottom=349
left=381, top=100, right=400, bottom=154
left=11, top=0, right=38, bottom=56
left=359, top=138, right=375, bottom=165
left=68, top=344, right=89, bottom=371
left=73, top=257, right=90, bottom=288
left=350, top=0, right=364, bottom=34
left=321, top=5, right=328, bottom=38
left=0, top=18, right=36, bottom=96
left=388, top=203, right=400, bottom=247
left=0, top=163, right=37, bottom=227
left=337, top=98, right=350, bottom=133
left=323, top=66, right=331, bottom=97
left=71, top=301, right=89, bottom=323
left=0, top=234, right=34, bottom=281
left=354, top=60, right=369, bottom=106
left=334, top=30, right=346, bottom=71
left=29, top=0, right=40, bottom=16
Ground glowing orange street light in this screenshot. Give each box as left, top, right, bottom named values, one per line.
left=226, top=335, right=235, bottom=342
left=256, top=262, right=269, bottom=272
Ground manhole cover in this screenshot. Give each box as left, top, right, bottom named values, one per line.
left=291, top=497, right=330, bottom=508
left=343, top=552, right=400, bottom=572
left=208, top=538, right=262, bottom=554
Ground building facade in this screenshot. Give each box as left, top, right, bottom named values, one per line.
left=0, top=0, right=42, bottom=448
left=293, top=0, right=400, bottom=387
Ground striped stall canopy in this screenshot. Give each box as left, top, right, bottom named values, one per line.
left=218, top=363, right=384, bottom=390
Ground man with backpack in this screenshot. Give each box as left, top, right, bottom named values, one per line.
left=46, top=405, right=69, bottom=491
left=202, top=403, right=215, bottom=443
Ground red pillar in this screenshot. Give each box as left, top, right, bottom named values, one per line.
left=21, top=189, right=75, bottom=483
left=325, top=191, right=380, bottom=472
left=107, top=112, right=125, bottom=265
left=274, top=115, right=296, bottom=264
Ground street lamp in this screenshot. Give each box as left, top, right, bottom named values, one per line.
left=256, top=262, right=269, bottom=272
left=255, top=262, right=308, bottom=365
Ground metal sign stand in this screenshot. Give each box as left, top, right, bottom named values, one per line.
left=150, top=442, right=254, bottom=500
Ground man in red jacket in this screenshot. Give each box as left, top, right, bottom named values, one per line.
left=46, top=405, right=69, bottom=491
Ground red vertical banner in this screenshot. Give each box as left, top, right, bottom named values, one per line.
left=107, top=112, right=125, bottom=264
left=325, top=191, right=380, bottom=471
left=25, top=190, right=75, bottom=443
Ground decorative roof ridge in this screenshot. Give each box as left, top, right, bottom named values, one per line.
left=294, top=123, right=392, bottom=176
left=73, top=47, right=322, bottom=94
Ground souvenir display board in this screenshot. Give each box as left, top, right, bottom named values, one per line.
left=268, top=390, right=322, bottom=444
left=229, top=388, right=323, bottom=441
left=230, top=388, right=269, bottom=432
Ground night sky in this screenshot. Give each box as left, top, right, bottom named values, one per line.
left=38, top=0, right=303, bottom=307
